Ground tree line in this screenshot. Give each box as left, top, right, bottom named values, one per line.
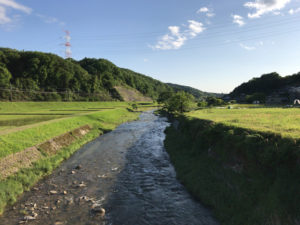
left=158, top=90, right=227, bottom=113
left=0, top=48, right=172, bottom=101
left=229, top=72, right=300, bottom=103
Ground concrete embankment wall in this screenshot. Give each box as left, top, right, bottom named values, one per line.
left=164, top=116, right=300, bottom=225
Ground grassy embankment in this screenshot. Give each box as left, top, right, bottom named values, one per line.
left=0, top=101, right=152, bottom=214
left=164, top=106, right=300, bottom=225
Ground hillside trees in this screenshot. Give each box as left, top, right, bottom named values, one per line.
left=245, top=93, right=266, bottom=103
left=0, top=64, right=11, bottom=87
left=157, top=91, right=174, bottom=104
left=167, top=83, right=221, bottom=100
left=0, top=48, right=173, bottom=101
left=228, top=72, right=300, bottom=100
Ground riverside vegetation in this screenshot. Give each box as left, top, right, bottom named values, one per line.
left=0, top=101, right=155, bottom=215
left=163, top=106, right=300, bottom=225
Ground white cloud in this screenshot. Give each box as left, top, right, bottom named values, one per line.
left=0, top=0, right=31, bottom=13
left=197, top=7, right=209, bottom=13
left=188, top=20, right=205, bottom=36
left=0, top=0, right=31, bottom=25
left=35, top=13, right=65, bottom=26
left=0, top=6, right=10, bottom=24
left=152, top=20, right=205, bottom=50
left=239, top=41, right=265, bottom=50
left=232, top=14, right=245, bottom=26
left=244, top=0, right=291, bottom=18
left=168, top=26, right=180, bottom=35
left=206, top=12, right=215, bottom=17
left=240, top=43, right=256, bottom=50
left=197, top=6, right=215, bottom=17
left=36, top=14, right=58, bottom=23
left=288, top=7, right=300, bottom=14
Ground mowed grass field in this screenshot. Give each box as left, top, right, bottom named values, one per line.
left=187, top=106, right=300, bottom=138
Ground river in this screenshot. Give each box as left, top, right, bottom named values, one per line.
left=0, top=111, right=218, bottom=225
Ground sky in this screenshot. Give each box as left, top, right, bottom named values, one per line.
left=0, top=0, right=300, bottom=93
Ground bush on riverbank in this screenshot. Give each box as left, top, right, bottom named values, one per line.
left=164, top=115, right=300, bottom=224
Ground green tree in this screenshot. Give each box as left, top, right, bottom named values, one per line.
left=206, top=96, right=226, bottom=106
left=0, top=64, right=12, bottom=87
left=157, top=91, right=174, bottom=104
left=197, top=101, right=208, bottom=107
left=165, top=91, right=194, bottom=113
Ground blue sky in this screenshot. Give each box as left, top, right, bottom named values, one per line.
left=0, top=0, right=300, bottom=93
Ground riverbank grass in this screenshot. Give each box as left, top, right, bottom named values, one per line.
left=0, top=102, right=148, bottom=214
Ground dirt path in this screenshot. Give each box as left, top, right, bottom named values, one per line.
left=0, top=111, right=218, bottom=225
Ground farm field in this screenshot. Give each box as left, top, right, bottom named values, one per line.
left=187, top=106, right=300, bottom=138
left=0, top=101, right=156, bottom=159
left=0, top=101, right=155, bottom=214
left=0, top=102, right=146, bottom=134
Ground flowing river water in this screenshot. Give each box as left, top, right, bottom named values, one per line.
left=0, top=111, right=219, bottom=225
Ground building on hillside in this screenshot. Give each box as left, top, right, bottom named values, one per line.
left=265, top=92, right=289, bottom=104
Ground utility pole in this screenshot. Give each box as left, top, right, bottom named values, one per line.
left=9, top=83, right=12, bottom=102
left=65, top=89, right=68, bottom=101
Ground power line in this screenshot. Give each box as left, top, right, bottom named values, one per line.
left=72, top=25, right=300, bottom=55
left=72, top=15, right=300, bottom=41
left=67, top=15, right=300, bottom=55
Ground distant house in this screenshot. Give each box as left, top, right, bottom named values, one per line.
left=253, top=100, right=260, bottom=104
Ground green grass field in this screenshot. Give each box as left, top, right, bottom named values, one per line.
left=0, top=101, right=157, bottom=159
left=0, top=101, right=155, bottom=214
left=188, top=106, right=300, bottom=138
left=0, top=102, right=131, bottom=132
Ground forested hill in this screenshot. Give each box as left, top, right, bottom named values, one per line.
left=0, top=48, right=172, bottom=101
left=230, top=72, right=300, bottom=97
left=167, top=83, right=222, bottom=100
